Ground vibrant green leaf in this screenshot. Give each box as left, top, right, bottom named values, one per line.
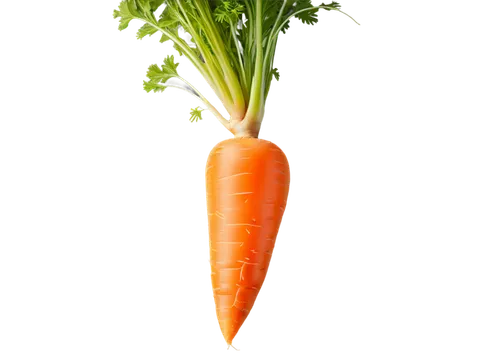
left=320, top=0, right=344, bottom=9
left=294, top=0, right=319, bottom=25
left=214, top=1, right=245, bottom=25
left=143, top=80, right=167, bottom=93
left=141, top=53, right=181, bottom=94
left=161, top=56, right=179, bottom=76
left=137, top=23, right=158, bottom=39
left=113, top=1, right=136, bottom=31
left=189, top=107, right=205, bottom=122
left=114, top=0, right=167, bottom=32
left=266, top=65, right=281, bottom=100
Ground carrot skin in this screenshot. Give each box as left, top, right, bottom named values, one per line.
left=206, top=138, right=290, bottom=345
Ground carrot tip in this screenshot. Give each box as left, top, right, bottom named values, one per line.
left=226, top=343, right=241, bottom=352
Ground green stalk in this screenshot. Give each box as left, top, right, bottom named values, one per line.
left=196, top=2, right=246, bottom=120
left=263, top=1, right=286, bottom=76
left=243, top=0, right=264, bottom=135
left=146, top=21, right=231, bottom=111
left=262, top=1, right=288, bottom=100
left=173, top=1, right=234, bottom=110
left=242, top=0, right=255, bottom=90
left=269, top=1, right=287, bottom=41
left=229, top=20, right=248, bottom=102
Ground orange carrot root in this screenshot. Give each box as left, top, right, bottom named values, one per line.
left=206, top=138, right=290, bottom=344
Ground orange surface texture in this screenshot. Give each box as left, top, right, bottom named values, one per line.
left=206, top=138, right=290, bottom=345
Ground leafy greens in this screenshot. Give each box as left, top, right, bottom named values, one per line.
left=114, top=0, right=357, bottom=137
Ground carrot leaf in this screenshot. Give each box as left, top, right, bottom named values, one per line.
left=113, top=2, right=134, bottom=31
left=141, top=53, right=180, bottom=95
left=266, top=65, right=281, bottom=100
left=214, top=1, right=245, bottom=25
left=186, top=104, right=205, bottom=126
left=294, top=0, right=321, bottom=25
left=137, top=23, right=158, bottom=39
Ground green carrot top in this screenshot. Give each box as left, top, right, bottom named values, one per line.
left=114, top=0, right=357, bottom=137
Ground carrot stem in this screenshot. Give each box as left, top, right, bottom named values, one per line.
left=245, top=0, right=265, bottom=128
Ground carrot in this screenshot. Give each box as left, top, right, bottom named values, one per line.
left=111, top=0, right=364, bottom=348
left=206, top=138, right=290, bottom=344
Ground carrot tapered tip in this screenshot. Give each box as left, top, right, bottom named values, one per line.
left=225, top=342, right=241, bottom=352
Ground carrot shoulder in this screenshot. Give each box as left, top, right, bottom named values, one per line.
left=206, top=138, right=290, bottom=345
